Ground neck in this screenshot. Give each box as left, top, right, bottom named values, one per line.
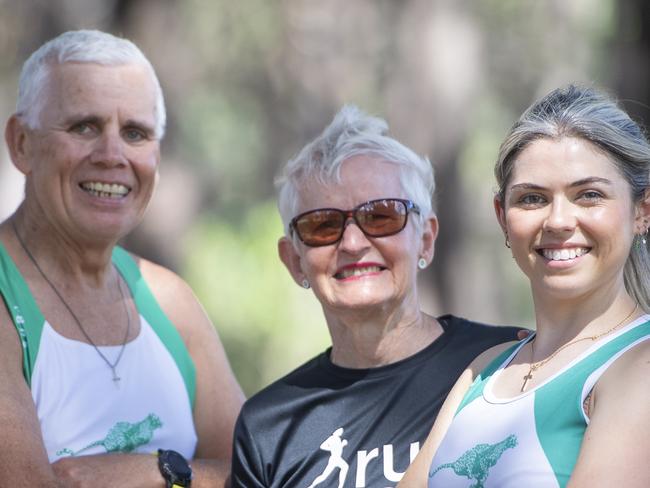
left=325, top=305, right=442, bottom=368
left=11, top=205, right=115, bottom=288
left=530, top=284, right=639, bottom=357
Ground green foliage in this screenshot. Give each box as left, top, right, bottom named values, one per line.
left=182, top=200, right=329, bottom=396
left=178, top=90, right=268, bottom=203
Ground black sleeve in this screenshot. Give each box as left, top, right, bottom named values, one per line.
left=231, top=411, right=267, bottom=488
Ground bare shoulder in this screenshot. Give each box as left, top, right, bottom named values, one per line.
left=130, top=253, right=208, bottom=342
left=135, top=255, right=196, bottom=310
left=596, top=338, right=650, bottom=399
left=468, top=340, right=520, bottom=379
left=568, top=336, right=650, bottom=486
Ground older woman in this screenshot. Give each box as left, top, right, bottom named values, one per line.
left=231, top=106, right=521, bottom=487
left=0, top=30, right=244, bottom=487
left=401, top=85, right=650, bottom=487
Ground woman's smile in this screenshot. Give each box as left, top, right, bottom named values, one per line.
left=333, top=262, right=386, bottom=281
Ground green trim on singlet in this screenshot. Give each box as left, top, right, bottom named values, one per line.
left=0, top=243, right=45, bottom=386
left=535, top=319, right=650, bottom=487
left=451, top=322, right=650, bottom=486
left=0, top=243, right=196, bottom=407
left=112, top=246, right=196, bottom=408
left=455, top=343, right=520, bottom=414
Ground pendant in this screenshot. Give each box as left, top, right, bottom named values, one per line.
left=110, top=367, right=121, bottom=386
left=521, top=368, right=533, bottom=392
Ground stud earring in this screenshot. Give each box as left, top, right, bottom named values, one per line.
left=301, top=279, right=310, bottom=289
left=417, top=258, right=427, bottom=269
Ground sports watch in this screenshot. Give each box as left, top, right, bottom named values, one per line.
left=157, top=449, right=192, bottom=487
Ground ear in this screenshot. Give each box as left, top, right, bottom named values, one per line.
left=634, top=189, right=650, bottom=233
left=4, top=115, right=33, bottom=175
left=418, top=215, right=439, bottom=265
left=278, top=236, right=307, bottom=286
left=494, top=195, right=508, bottom=235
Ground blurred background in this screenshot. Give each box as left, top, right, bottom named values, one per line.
left=0, top=0, right=648, bottom=395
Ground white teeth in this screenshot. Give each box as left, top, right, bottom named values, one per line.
left=81, top=181, right=129, bottom=198
left=542, top=248, right=589, bottom=261
left=338, top=265, right=382, bottom=279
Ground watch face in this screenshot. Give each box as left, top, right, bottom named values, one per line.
left=160, top=450, right=192, bottom=483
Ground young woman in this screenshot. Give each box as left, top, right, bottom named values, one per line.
left=400, top=85, right=650, bottom=487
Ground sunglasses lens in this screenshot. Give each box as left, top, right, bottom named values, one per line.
left=357, top=200, right=407, bottom=236
left=295, top=210, right=344, bottom=246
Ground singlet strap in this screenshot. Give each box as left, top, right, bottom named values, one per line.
left=0, top=243, right=45, bottom=386
left=455, top=339, right=526, bottom=413
left=112, top=246, right=196, bottom=408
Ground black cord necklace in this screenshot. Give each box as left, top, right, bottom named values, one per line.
left=11, top=219, right=131, bottom=385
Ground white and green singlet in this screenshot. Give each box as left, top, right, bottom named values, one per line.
left=0, top=244, right=198, bottom=461
left=428, top=316, right=650, bottom=488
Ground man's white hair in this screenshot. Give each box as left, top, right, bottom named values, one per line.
left=16, top=29, right=166, bottom=139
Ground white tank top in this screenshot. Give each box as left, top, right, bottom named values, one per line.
left=33, top=316, right=197, bottom=461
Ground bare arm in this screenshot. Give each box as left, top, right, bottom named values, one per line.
left=398, top=342, right=517, bottom=488
left=54, top=257, right=245, bottom=487
left=0, top=302, right=64, bottom=487
left=53, top=454, right=233, bottom=488
left=567, top=341, right=650, bottom=488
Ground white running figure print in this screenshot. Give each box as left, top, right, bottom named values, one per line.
left=307, top=427, right=349, bottom=488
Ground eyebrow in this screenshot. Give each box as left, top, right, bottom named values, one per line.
left=62, top=115, right=156, bottom=136
left=62, top=114, right=102, bottom=127
left=509, top=177, right=613, bottom=192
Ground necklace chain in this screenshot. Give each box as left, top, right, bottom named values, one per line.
left=520, top=303, right=639, bottom=392
left=12, top=220, right=131, bottom=384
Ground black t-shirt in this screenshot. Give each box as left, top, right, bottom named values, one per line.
left=232, top=315, right=522, bottom=488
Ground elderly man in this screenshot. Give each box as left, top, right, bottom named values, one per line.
left=0, top=30, right=243, bottom=487
left=231, top=106, right=524, bottom=487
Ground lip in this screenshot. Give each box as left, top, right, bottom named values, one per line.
left=534, top=243, right=592, bottom=266
left=333, top=261, right=386, bottom=281
left=78, top=179, right=133, bottom=201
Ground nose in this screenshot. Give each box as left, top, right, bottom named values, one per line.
left=543, top=198, right=576, bottom=234
left=337, top=218, right=371, bottom=254
left=90, top=128, right=127, bottom=167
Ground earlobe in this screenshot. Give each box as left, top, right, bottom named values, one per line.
left=5, top=115, right=32, bottom=175
left=278, top=236, right=307, bottom=287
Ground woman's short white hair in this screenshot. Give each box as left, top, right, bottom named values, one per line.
left=16, top=29, right=166, bottom=139
left=276, top=105, right=435, bottom=235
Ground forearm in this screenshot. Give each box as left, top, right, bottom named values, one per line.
left=52, top=453, right=231, bottom=488
left=53, top=453, right=162, bottom=488
left=191, top=458, right=232, bottom=488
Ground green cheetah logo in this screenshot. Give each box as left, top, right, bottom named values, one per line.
left=57, top=413, right=163, bottom=457
left=429, top=434, right=518, bottom=488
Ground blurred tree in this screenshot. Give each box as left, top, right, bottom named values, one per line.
left=613, top=0, right=650, bottom=126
